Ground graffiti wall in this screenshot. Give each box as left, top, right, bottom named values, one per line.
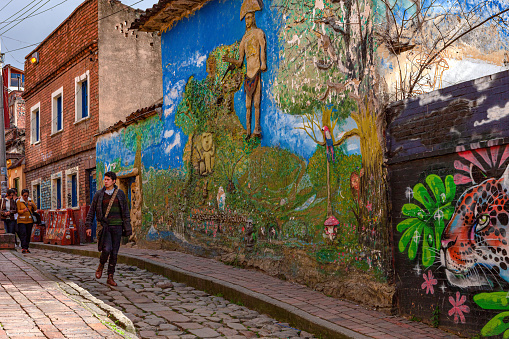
left=96, top=0, right=395, bottom=308
left=387, top=70, right=509, bottom=336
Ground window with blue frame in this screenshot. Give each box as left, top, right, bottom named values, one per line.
left=81, top=80, right=88, bottom=119
left=57, top=96, right=62, bottom=131
left=36, top=184, right=41, bottom=210
left=31, top=105, right=40, bottom=144
left=52, top=88, right=63, bottom=133
left=56, top=178, right=62, bottom=209
left=71, top=174, right=78, bottom=208
left=76, top=72, right=90, bottom=121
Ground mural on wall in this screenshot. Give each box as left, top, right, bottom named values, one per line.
left=95, top=0, right=394, bottom=308
left=388, top=65, right=509, bottom=335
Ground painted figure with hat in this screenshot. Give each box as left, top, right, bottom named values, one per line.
left=222, top=0, right=266, bottom=140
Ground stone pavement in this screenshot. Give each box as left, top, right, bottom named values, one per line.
left=31, top=243, right=461, bottom=339
left=25, top=249, right=318, bottom=339
left=0, top=251, right=129, bottom=339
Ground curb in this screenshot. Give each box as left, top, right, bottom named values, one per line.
left=31, top=243, right=368, bottom=339
left=14, top=250, right=138, bottom=339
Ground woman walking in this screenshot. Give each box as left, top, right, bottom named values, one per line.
left=17, top=189, right=36, bottom=254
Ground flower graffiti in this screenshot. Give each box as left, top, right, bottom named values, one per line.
left=397, top=174, right=456, bottom=267
left=448, top=292, right=470, bottom=324
left=421, top=270, right=437, bottom=294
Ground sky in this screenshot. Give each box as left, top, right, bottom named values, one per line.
left=0, top=0, right=160, bottom=70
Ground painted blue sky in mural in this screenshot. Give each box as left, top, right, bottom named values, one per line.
left=153, top=0, right=361, bottom=171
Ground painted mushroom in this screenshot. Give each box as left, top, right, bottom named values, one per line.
left=324, top=215, right=339, bottom=241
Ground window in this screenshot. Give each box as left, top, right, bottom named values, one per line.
left=35, top=184, right=41, bottom=209
left=30, top=103, right=40, bottom=144
left=65, top=167, right=79, bottom=208
left=10, top=73, right=23, bottom=88
left=13, top=178, right=19, bottom=196
left=71, top=174, right=77, bottom=207
left=51, top=172, right=63, bottom=210
left=51, top=87, right=63, bottom=134
left=75, top=71, right=90, bottom=122
left=31, top=179, right=42, bottom=210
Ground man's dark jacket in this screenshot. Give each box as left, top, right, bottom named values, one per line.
left=85, top=185, right=132, bottom=241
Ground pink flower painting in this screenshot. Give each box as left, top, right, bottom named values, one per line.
left=448, top=292, right=470, bottom=324
left=421, top=271, right=437, bottom=294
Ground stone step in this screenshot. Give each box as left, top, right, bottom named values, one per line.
left=0, top=234, right=15, bottom=249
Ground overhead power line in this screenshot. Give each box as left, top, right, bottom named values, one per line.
left=0, top=0, right=70, bottom=26
left=0, top=0, right=14, bottom=13
left=0, top=0, right=51, bottom=36
left=2, top=0, right=145, bottom=57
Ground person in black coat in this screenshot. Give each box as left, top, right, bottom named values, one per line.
left=86, top=171, right=132, bottom=286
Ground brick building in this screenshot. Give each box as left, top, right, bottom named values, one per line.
left=23, top=0, right=162, bottom=211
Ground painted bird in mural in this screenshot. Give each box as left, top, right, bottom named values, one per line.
left=322, top=126, right=335, bottom=163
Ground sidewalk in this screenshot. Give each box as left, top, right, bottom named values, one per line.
left=0, top=251, right=128, bottom=339
left=32, top=243, right=460, bottom=339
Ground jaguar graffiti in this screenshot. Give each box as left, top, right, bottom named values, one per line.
left=441, top=165, right=509, bottom=287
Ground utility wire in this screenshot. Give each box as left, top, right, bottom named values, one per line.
left=2, top=0, right=145, bottom=56
left=0, top=0, right=14, bottom=13
left=0, top=0, right=70, bottom=26
left=0, top=0, right=51, bottom=36
left=0, top=0, right=43, bottom=33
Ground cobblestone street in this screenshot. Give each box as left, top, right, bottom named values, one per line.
left=24, top=249, right=316, bottom=339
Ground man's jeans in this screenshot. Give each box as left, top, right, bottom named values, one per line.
left=99, top=226, right=122, bottom=275
left=3, top=219, right=16, bottom=234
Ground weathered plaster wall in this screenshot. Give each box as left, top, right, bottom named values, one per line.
left=387, top=70, right=509, bottom=336
left=98, top=0, right=163, bottom=131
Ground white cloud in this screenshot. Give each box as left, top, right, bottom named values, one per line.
left=181, top=51, right=207, bottom=68
left=474, top=101, right=509, bottom=126
left=164, top=132, right=181, bottom=154
left=164, top=80, right=186, bottom=117
left=418, top=92, right=452, bottom=106
left=163, top=130, right=174, bottom=139
left=347, top=142, right=359, bottom=151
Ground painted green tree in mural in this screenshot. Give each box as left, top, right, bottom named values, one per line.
left=274, top=0, right=390, bottom=269
left=397, top=174, right=456, bottom=267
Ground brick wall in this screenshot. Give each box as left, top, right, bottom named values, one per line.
left=386, top=70, right=509, bottom=336
left=24, top=0, right=99, bottom=208
left=24, top=0, right=98, bottom=97
left=26, top=149, right=95, bottom=209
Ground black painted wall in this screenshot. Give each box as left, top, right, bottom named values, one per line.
left=387, top=70, right=509, bottom=337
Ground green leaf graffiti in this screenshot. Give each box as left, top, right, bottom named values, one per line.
left=397, top=174, right=456, bottom=268
left=474, top=293, right=509, bottom=338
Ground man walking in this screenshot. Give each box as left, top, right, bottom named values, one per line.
left=1, top=189, right=18, bottom=245
left=86, top=171, right=132, bottom=286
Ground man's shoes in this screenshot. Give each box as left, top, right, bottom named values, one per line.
left=26, top=249, right=30, bottom=253
left=107, top=274, right=117, bottom=287
left=21, top=249, right=27, bottom=254
left=95, top=263, right=104, bottom=279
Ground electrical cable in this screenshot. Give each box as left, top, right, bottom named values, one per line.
left=0, top=0, right=52, bottom=37
left=0, top=0, right=14, bottom=13
left=2, top=0, right=145, bottom=57
left=0, top=0, right=44, bottom=34
left=0, top=0, right=70, bottom=25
